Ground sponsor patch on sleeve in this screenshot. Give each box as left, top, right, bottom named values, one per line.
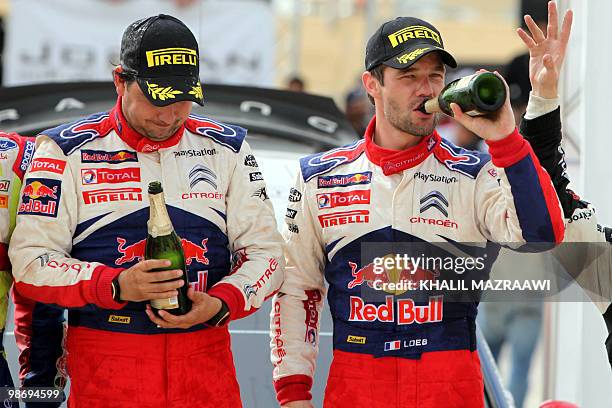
left=19, top=178, right=61, bottom=217
left=30, top=157, right=67, bottom=174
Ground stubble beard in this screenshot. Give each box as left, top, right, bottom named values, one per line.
left=385, top=99, right=439, bottom=137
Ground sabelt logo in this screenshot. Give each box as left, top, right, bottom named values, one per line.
left=81, top=150, right=138, bottom=164
left=145, top=47, right=198, bottom=67
left=0, top=195, right=7, bottom=208
left=318, top=210, right=369, bottom=228
left=108, top=315, right=131, bottom=324
left=30, top=158, right=67, bottom=175
left=81, top=167, right=141, bottom=185
left=347, top=335, right=366, bottom=344
left=0, top=180, right=9, bottom=192
left=387, top=25, right=441, bottom=47
left=317, top=190, right=370, bottom=209
left=82, top=187, right=142, bottom=205
left=317, top=171, right=372, bottom=188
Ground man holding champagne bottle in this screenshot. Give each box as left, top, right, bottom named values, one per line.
left=271, top=15, right=565, bottom=408
left=9, top=14, right=284, bottom=407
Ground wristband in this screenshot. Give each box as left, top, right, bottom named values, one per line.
left=111, top=276, right=122, bottom=303
left=206, top=298, right=230, bottom=327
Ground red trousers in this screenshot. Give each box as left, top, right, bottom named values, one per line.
left=323, top=349, right=484, bottom=408
left=66, top=326, right=242, bottom=408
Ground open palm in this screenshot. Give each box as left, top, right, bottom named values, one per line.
left=517, top=1, right=573, bottom=98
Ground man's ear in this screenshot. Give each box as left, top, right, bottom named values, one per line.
left=113, top=66, right=126, bottom=97
left=362, top=70, right=381, bottom=102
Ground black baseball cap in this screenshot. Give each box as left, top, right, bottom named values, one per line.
left=365, top=17, right=457, bottom=71
left=120, top=14, right=204, bottom=107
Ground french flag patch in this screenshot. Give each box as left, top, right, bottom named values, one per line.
left=384, top=340, right=401, bottom=351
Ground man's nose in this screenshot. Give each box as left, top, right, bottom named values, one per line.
left=416, top=78, right=435, bottom=97
left=156, top=104, right=179, bottom=124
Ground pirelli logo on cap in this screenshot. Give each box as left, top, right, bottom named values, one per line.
left=145, top=47, right=198, bottom=67
left=388, top=26, right=441, bottom=48
left=108, top=315, right=131, bottom=324
left=347, top=335, right=366, bottom=344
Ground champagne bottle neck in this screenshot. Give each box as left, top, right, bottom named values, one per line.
left=148, top=191, right=174, bottom=238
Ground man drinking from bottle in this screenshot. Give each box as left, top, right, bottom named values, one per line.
left=9, top=14, right=283, bottom=407
left=271, top=16, right=564, bottom=408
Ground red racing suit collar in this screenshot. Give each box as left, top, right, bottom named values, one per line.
left=364, top=116, right=440, bottom=176
left=110, top=97, right=185, bottom=152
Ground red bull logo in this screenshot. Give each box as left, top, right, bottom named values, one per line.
left=317, top=171, right=372, bottom=188
left=19, top=178, right=61, bottom=218
left=349, top=295, right=443, bottom=324
left=81, top=149, right=138, bottom=164
left=115, top=237, right=210, bottom=266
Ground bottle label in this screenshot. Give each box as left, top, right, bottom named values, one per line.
left=453, top=74, right=475, bottom=91
left=151, top=297, right=179, bottom=310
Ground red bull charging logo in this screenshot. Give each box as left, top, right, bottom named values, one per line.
left=115, top=237, right=210, bottom=266
left=347, top=254, right=438, bottom=295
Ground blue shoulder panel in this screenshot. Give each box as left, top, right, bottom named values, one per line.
left=42, top=112, right=112, bottom=156
left=185, top=114, right=247, bottom=153
left=300, top=139, right=366, bottom=182
left=433, top=138, right=491, bottom=179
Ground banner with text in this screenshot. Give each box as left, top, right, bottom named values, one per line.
left=4, top=0, right=275, bottom=86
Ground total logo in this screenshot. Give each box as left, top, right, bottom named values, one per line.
left=81, top=167, right=141, bottom=185
left=349, top=295, right=443, bottom=325
left=115, top=237, right=210, bottom=266
left=317, top=190, right=370, bottom=209
left=30, top=158, right=67, bottom=175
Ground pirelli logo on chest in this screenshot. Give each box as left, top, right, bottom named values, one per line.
left=146, top=48, right=198, bottom=67
left=388, top=26, right=441, bottom=48
left=108, top=315, right=131, bottom=324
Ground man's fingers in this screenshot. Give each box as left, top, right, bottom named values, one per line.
left=137, top=259, right=171, bottom=271
left=547, top=0, right=559, bottom=40
left=560, top=9, right=573, bottom=46
left=147, top=290, right=180, bottom=300
left=145, top=306, right=172, bottom=328
left=146, top=279, right=184, bottom=293
left=147, top=269, right=184, bottom=283
left=156, top=309, right=185, bottom=325
left=524, top=14, right=546, bottom=43
left=517, top=28, right=537, bottom=49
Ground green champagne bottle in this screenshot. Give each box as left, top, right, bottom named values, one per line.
left=422, top=72, right=507, bottom=117
left=145, top=181, right=192, bottom=316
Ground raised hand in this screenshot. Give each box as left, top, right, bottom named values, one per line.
left=516, top=1, right=573, bottom=99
